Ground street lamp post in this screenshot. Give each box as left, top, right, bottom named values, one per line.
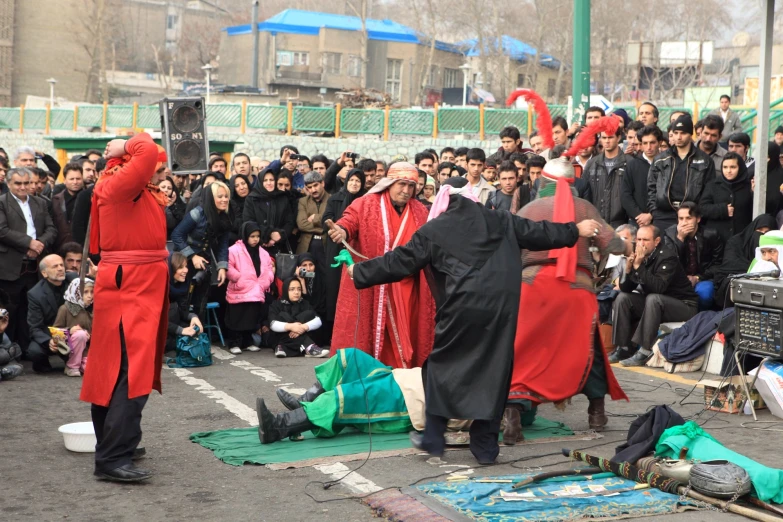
left=201, top=64, right=213, bottom=104
left=46, top=78, right=57, bottom=107
left=459, top=63, right=471, bottom=107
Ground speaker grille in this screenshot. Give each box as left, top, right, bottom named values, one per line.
left=174, top=140, right=203, bottom=168
left=172, top=105, right=201, bottom=133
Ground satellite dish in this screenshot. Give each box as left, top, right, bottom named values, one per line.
left=732, top=32, right=750, bottom=48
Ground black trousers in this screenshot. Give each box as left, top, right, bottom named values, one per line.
left=0, top=264, right=39, bottom=350
left=421, top=412, right=502, bottom=464
left=91, top=323, right=148, bottom=472
left=26, top=340, right=67, bottom=372
left=612, top=292, right=697, bottom=351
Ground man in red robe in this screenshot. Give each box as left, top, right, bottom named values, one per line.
left=328, top=162, right=435, bottom=368
left=80, top=133, right=169, bottom=483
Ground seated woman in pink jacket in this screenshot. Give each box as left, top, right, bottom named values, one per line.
left=225, top=221, right=275, bottom=354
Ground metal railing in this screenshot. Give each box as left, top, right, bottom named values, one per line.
left=2, top=100, right=776, bottom=141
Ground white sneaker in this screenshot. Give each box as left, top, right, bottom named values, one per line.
left=229, top=346, right=242, bottom=354
left=245, top=345, right=261, bottom=352
left=274, top=346, right=286, bottom=358
left=64, top=367, right=82, bottom=377
left=304, top=345, right=327, bottom=358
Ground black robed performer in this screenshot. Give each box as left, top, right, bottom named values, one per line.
left=346, top=177, right=601, bottom=464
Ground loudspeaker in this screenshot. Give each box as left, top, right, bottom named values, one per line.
left=159, top=97, right=209, bottom=174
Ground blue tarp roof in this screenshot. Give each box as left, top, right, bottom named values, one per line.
left=225, top=9, right=462, bottom=54
left=458, top=36, right=562, bottom=69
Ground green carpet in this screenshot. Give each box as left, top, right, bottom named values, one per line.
left=190, top=417, right=573, bottom=467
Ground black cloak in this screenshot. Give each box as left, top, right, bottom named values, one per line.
left=353, top=193, right=578, bottom=421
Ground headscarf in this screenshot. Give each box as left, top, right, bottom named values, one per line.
left=252, top=169, right=284, bottom=201
left=242, top=221, right=262, bottom=276
left=337, top=168, right=367, bottom=216
left=169, top=254, right=189, bottom=299
left=367, top=161, right=418, bottom=195
left=203, top=181, right=232, bottom=236
left=428, top=177, right=479, bottom=221
left=230, top=173, right=250, bottom=216
left=719, top=154, right=749, bottom=186
left=750, top=230, right=783, bottom=274
left=714, top=214, right=777, bottom=286
left=64, top=277, right=94, bottom=316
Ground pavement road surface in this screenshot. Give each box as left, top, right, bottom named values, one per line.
left=5, top=345, right=780, bottom=521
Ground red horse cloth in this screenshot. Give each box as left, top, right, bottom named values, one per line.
left=80, top=133, right=169, bottom=407
left=330, top=192, right=435, bottom=368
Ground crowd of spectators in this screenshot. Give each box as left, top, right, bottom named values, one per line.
left=0, top=94, right=781, bottom=379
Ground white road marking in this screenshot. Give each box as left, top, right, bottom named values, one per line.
left=313, top=463, right=383, bottom=494
left=170, top=368, right=258, bottom=426
left=170, top=362, right=382, bottom=495
left=211, top=346, right=236, bottom=360
left=229, top=360, right=307, bottom=394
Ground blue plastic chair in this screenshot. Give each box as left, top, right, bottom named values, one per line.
left=204, top=302, right=225, bottom=347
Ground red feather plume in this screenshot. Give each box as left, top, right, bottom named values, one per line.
left=563, top=116, right=620, bottom=158
left=506, top=89, right=554, bottom=151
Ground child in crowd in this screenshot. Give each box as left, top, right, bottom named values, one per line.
left=0, top=290, right=23, bottom=382
left=225, top=221, right=275, bottom=354
left=268, top=278, right=326, bottom=358
left=53, top=278, right=94, bottom=377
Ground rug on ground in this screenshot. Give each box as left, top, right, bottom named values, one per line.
left=365, top=472, right=702, bottom=522
left=190, top=417, right=588, bottom=468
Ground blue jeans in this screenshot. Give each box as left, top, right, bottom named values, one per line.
left=695, top=280, right=715, bottom=311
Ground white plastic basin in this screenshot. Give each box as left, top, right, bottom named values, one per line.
left=58, top=422, right=96, bottom=453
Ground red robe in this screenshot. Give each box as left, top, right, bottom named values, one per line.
left=80, top=133, right=169, bottom=407
left=330, top=192, right=435, bottom=368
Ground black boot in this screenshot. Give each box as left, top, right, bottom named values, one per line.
left=588, top=397, right=608, bottom=431
left=256, top=398, right=315, bottom=444
left=276, top=382, right=325, bottom=411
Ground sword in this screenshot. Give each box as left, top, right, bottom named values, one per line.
left=324, top=219, right=368, bottom=260
left=78, top=216, right=92, bottom=296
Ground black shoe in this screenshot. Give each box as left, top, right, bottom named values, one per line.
left=620, top=349, right=653, bottom=367
left=0, top=364, right=23, bottom=381
left=409, top=431, right=424, bottom=450
left=94, top=463, right=152, bottom=483
left=256, top=398, right=314, bottom=444
left=608, top=347, right=631, bottom=364
left=132, top=447, right=146, bottom=461
left=276, top=382, right=325, bottom=411
left=32, top=363, right=55, bottom=374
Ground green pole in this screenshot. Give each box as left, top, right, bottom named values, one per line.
left=572, top=0, right=590, bottom=123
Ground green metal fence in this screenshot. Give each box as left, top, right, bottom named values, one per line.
left=438, top=108, right=480, bottom=134
left=77, top=105, right=104, bottom=128
left=206, top=104, right=242, bottom=127
left=106, top=105, right=133, bottom=128
left=340, top=108, right=384, bottom=134
left=0, top=107, right=19, bottom=129
left=484, top=109, right=527, bottom=135
left=246, top=105, right=287, bottom=130
left=49, top=109, right=74, bottom=131
left=137, top=105, right=161, bottom=129
left=389, top=110, right=433, bottom=135
left=23, top=109, right=47, bottom=130
left=292, top=107, right=335, bottom=133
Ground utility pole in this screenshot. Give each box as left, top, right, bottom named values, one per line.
left=571, top=0, right=590, bottom=123
left=251, top=0, right=259, bottom=88
left=754, top=0, right=774, bottom=218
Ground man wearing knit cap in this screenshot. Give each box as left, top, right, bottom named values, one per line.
left=774, top=126, right=783, bottom=147
left=647, top=114, right=714, bottom=230
left=343, top=176, right=601, bottom=464
left=327, top=162, right=436, bottom=369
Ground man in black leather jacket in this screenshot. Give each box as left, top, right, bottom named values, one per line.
left=611, top=225, right=698, bottom=367
left=663, top=203, right=724, bottom=310
left=647, top=115, right=714, bottom=231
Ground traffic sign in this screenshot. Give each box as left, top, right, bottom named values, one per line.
left=590, top=95, right=614, bottom=114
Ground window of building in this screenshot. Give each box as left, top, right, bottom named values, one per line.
left=348, top=55, right=362, bottom=77
left=167, top=14, right=178, bottom=30
left=276, top=51, right=293, bottom=66
left=547, top=78, right=557, bottom=98
left=517, top=74, right=534, bottom=88
left=293, top=52, right=309, bottom=66
left=444, top=68, right=460, bottom=88
left=386, top=59, right=402, bottom=101
left=426, top=65, right=438, bottom=87
left=323, top=53, right=342, bottom=75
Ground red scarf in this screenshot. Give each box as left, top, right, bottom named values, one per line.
left=547, top=176, right=577, bottom=283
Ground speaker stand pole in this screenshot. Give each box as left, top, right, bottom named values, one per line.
left=734, top=350, right=773, bottom=421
